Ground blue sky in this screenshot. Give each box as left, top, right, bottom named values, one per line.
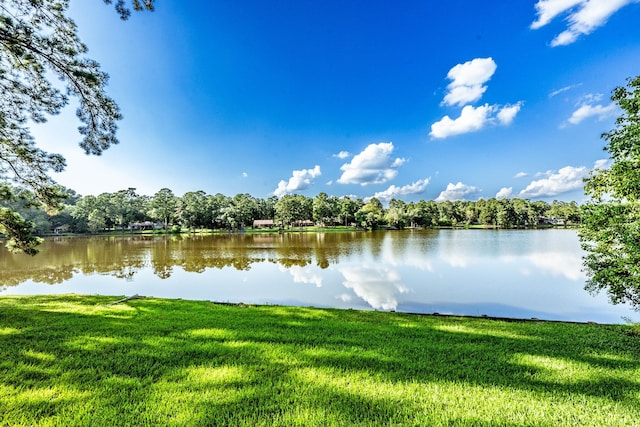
left=33, top=0, right=640, bottom=204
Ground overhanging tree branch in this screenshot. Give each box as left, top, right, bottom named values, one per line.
left=0, top=0, right=154, bottom=253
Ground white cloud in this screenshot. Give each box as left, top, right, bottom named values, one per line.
left=531, top=0, right=584, bottom=29
left=531, top=0, right=637, bottom=46
left=337, top=142, right=406, bottom=186
left=593, top=158, right=610, bottom=169
left=430, top=103, right=522, bottom=139
left=567, top=102, right=617, bottom=125
left=549, top=83, right=582, bottom=97
left=443, top=58, right=497, bottom=107
left=430, top=104, right=494, bottom=139
left=497, top=103, right=522, bottom=125
left=435, top=182, right=482, bottom=202
left=496, top=187, right=513, bottom=199
left=273, top=165, right=321, bottom=197
left=580, top=93, right=604, bottom=103
left=242, top=172, right=248, bottom=178
left=430, top=58, right=522, bottom=139
left=371, top=178, right=431, bottom=203
left=518, top=165, right=588, bottom=197
left=514, top=172, right=528, bottom=178
left=333, top=151, right=351, bottom=159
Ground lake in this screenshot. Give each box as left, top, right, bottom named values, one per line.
left=1, top=229, right=637, bottom=324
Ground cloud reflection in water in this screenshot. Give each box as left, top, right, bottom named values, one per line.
left=524, top=252, right=584, bottom=281
left=339, top=264, right=409, bottom=310
left=279, top=265, right=323, bottom=287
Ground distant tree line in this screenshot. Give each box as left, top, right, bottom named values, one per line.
left=1, top=185, right=583, bottom=236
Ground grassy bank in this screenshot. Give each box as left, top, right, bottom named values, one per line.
left=1, top=295, right=639, bottom=426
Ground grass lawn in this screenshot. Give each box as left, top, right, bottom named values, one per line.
left=1, top=295, right=639, bottom=426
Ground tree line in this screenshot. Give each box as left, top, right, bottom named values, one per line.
left=3, top=185, right=582, bottom=235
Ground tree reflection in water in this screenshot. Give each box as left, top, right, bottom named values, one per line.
left=0, top=232, right=366, bottom=286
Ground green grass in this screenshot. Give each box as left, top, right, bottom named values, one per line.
left=1, top=295, right=639, bottom=426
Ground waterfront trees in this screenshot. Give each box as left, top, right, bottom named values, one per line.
left=579, top=76, right=640, bottom=309
left=177, top=191, right=208, bottom=231
left=110, top=188, right=147, bottom=231
left=2, top=184, right=585, bottom=238
left=385, top=199, right=408, bottom=229
left=275, top=194, right=312, bottom=228
left=312, top=192, right=333, bottom=227
left=149, top=188, right=177, bottom=230
left=356, top=198, right=384, bottom=230
left=337, top=197, right=361, bottom=227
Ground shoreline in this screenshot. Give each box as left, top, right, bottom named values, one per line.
left=35, top=223, right=575, bottom=239
left=1, top=292, right=623, bottom=326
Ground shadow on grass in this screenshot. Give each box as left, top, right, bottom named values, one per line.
left=1, top=295, right=639, bottom=426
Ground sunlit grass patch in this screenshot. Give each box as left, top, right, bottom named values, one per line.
left=183, top=365, right=248, bottom=385
left=65, top=335, right=130, bottom=351
left=512, top=353, right=597, bottom=384
left=260, top=304, right=335, bottom=320
left=0, top=326, right=21, bottom=335
left=0, top=384, right=93, bottom=426
left=1, top=294, right=639, bottom=426
left=22, top=350, right=56, bottom=363
left=288, top=366, right=629, bottom=426
left=187, top=327, right=234, bottom=340
left=434, top=323, right=543, bottom=341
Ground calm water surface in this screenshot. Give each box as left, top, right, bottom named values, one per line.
left=1, top=229, right=637, bottom=324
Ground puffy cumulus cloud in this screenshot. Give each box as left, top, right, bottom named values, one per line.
left=337, top=142, right=406, bottom=186
left=518, top=165, right=588, bottom=197
left=531, top=0, right=638, bottom=47
left=567, top=102, right=617, bottom=125
left=496, top=187, right=513, bottom=199
left=430, top=104, right=493, bottom=139
left=371, top=178, right=431, bottom=203
left=430, top=58, right=522, bottom=139
left=430, top=104, right=522, bottom=139
left=443, top=57, right=497, bottom=107
left=514, top=171, right=528, bottom=178
left=435, top=182, right=482, bottom=202
left=333, top=151, right=351, bottom=159
left=273, top=165, right=321, bottom=197
left=497, top=102, right=523, bottom=125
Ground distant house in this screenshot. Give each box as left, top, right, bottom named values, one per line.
left=292, top=220, right=314, bottom=227
left=129, top=221, right=156, bottom=231
left=253, top=219, right=275, bottom=228
left=53, top=224, right=70, bottom=234
left=537, top=216, right=566, bottom=225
